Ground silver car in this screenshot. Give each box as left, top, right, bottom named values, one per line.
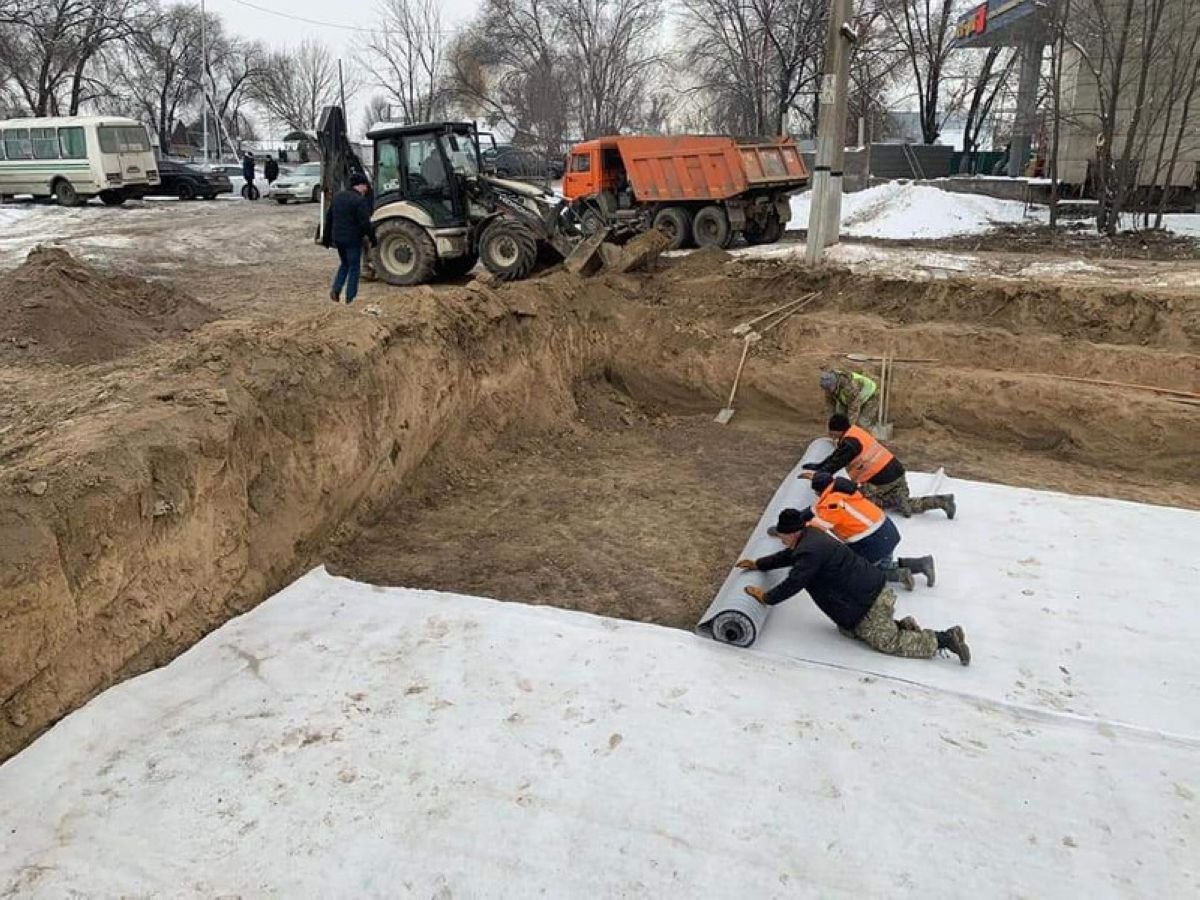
left=273, top=163, right=323, bottom=204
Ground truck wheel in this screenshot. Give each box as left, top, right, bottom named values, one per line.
left=438, top=253, right=479, bottom=280
left=693, top=205, right=732, bottom=249
left=54, top=179, right=82, bottom=207
left=743, top=213, right=784, bottom=245
left=479, top=220, right=538, bottom=281
left=652, top=207, right=691, bottom=251
left=375, top=218, right=438, bottom=286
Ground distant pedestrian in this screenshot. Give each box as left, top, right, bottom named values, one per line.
left=264, top=157, right=279, bottom=186
left=323, top=172, right=378, bottom=305
left=241, top=151, right=259, bottom=200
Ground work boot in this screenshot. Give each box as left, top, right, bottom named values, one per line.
left=898, top=556, right=936, bottom=587
left=937, top=626, right=971, bottom=666
left=938, top=494, right=957, bottom=520
left=330, top=289, right=340, bottom=303
left=885, top=566, right=915, bottom=592
left=896, top=615, right=920, bottom=632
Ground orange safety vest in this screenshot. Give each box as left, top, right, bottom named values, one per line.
left=843, top=425, right=895, bottom=483
left=808, top=482, right=886, bottom=544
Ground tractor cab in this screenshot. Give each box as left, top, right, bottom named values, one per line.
left=368, top=121, right=484, bottom=227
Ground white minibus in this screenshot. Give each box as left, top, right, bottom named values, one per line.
left=0, top=116, right=160, bottom=206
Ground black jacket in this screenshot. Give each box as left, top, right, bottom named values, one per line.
left=242, top=157, right=254, bottom=181
left=324, top=189, right=377, bottom=248
left=753, top=527, right=885, bottom=628
left=815, top=436, right=905, bottom=485
left=264, top=158, right=279, bottom=181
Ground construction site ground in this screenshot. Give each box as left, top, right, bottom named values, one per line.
left=2, top=198, right=1198, bottom=761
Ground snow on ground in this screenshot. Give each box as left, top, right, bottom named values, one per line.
left=789, top=181, right=1045, bottom=239
left=1, top=476, right=1197, bottom=896
left=1162, top=214, right=1200, bottom=238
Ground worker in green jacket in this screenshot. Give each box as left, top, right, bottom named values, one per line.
left=820, top=369, right=878, bottom=426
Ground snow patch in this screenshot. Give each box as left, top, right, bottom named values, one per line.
left=790, top=181, right=1043, bottom=239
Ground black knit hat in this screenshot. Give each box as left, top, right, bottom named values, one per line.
left=828, top=413, right=851, bottom=432
left=774, top=507, right=807, bottom=535
left=810, top=471, right=833, bottom=493
left=350, top=172, right=369, bottom=187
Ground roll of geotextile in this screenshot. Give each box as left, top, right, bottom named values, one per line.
left=696, top=437, right=835, bottom=648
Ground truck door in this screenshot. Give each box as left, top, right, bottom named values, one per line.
left=563, top=149, right=597, bottom=200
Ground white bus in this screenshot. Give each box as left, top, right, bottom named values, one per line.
left=0, top=116, right=160, bottom=207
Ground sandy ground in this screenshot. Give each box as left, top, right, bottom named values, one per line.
left=2, top=196, right=1198, bottom=759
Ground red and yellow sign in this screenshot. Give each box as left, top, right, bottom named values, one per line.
left=956, top=3, right=988, bottom=38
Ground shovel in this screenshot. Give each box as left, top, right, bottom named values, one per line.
left=715, top=335, right=754, bottom=424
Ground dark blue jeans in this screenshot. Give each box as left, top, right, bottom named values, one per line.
left=332, top=242, right=362, bottom=303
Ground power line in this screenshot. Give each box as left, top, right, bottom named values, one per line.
left=216, top=0, right=466, bottom=36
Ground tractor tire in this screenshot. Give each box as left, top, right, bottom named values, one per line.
left=479, top=219, right=538, bottom=281
left=98, top=191, right=125, bottom=207
left=692, top=205, right=732, bottom=249
left=375, top=218, right=438, bottom=286
left=652, top=206, right=691, bottom=251
left=54, top=179, right=82, bottom=208
left=743, top=212, right=784, bottom=245
left=438, top=253, right=479, bottom=280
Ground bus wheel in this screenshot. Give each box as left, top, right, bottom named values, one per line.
left=99, top=191, right=126, bottom=207
left=54, top=179, right=83, bottom=208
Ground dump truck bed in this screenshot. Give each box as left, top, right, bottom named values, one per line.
left=607, top=135, right=808, bottom=203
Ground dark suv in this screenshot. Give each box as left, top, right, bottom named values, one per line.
left=483, top=145, right=565, bottom=181
left=146, top=158, right=233, bottom=200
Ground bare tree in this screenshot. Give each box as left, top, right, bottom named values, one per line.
left=0, top=0, right=148, bottom=116
left=252, top=39, right=348, bottom=133
left=881, top=0, right=959, bottom=144
left=109, top=3, right=204, bottom=152
left=447, top=0, right=569, bottom=155
left=957, top=46, right=1015, bottom=171
left=681, top=0, right=826, bottom=136
left=846, top=2, right=908, bottom=142
left=555, top=0, right=665, bottom=138
left=361, top=93, right=393, bottom=132
left=361, top=0, right=446, bottom=124
left=199, top=25, right=267, bottom=155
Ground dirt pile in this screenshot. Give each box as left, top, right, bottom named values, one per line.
left=0, top=246, right=217, bottom=364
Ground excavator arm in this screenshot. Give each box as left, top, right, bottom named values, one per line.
left=315, top=106, right=369, bottom=244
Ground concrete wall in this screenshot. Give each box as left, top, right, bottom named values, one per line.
left=1056, top=0, right=1200, bottom=188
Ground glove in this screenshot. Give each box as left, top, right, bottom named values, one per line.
left=798, top=471, right=814, bottom=481
left=735, top=558, right=757, bottom=570
left=744, top=585, right=767, bottom=604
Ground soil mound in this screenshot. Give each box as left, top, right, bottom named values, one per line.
left=0, top=246, right=217, bottom=364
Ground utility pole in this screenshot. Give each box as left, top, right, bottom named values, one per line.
left=200, top=0, right=209, bottom=163
left=338, top=59, right=347, bottom=115
left=807, top=0, right=856, bottom=264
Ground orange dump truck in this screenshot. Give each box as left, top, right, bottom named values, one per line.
left=562, top=135, right=808, bottom=250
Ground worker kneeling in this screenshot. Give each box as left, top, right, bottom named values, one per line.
left=736, top=518, right=969, bottom=665
left=804, top=414, right=956, bottom=519
left=779, top=471, right=935, bottom=591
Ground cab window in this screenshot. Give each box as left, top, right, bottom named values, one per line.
left=571, top=153, right=591, bottom=173
left=376, top=140, right=400, bottom=193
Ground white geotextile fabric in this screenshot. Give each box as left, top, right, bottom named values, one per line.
left=2, top=480, right=1199, bottom=895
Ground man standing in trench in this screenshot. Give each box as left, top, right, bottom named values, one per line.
left=819, top=368, right=878, bottom=426
left=736, top=514, right=970, bottom=665
left=323, top=172, right=378, bottom=305
left=803, top=414, right=956, bottom=518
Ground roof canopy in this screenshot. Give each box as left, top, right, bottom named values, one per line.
left=953, top=0, right=1054, bottom=48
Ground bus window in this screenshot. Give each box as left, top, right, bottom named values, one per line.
left=3, top=129, right=31, bottom=160
left=58, top=127, right=86, bottom=159
left=98, top=125, right=150, bottom=153
left=31, top=128, right=58, bottom=159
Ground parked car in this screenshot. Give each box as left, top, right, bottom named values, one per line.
left=483, top=145, right=564, bottom=180
left=147, top=158, right=232, bottom=200
left=272, top=162, right=323, bottom=204
left=204, top=163, right=247, bottom=196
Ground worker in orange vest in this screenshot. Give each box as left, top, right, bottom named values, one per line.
left=773, top=472, right=935, bottom=589
left=802, top=414, right=956, bottom=519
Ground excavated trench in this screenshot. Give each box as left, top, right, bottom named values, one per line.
left=3, top=255, right=1199, bottom=761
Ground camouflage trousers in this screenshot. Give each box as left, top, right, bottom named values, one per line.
left=860, top=475, right=943, bottom=516
left=841, top=588, right=938, bottom=658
